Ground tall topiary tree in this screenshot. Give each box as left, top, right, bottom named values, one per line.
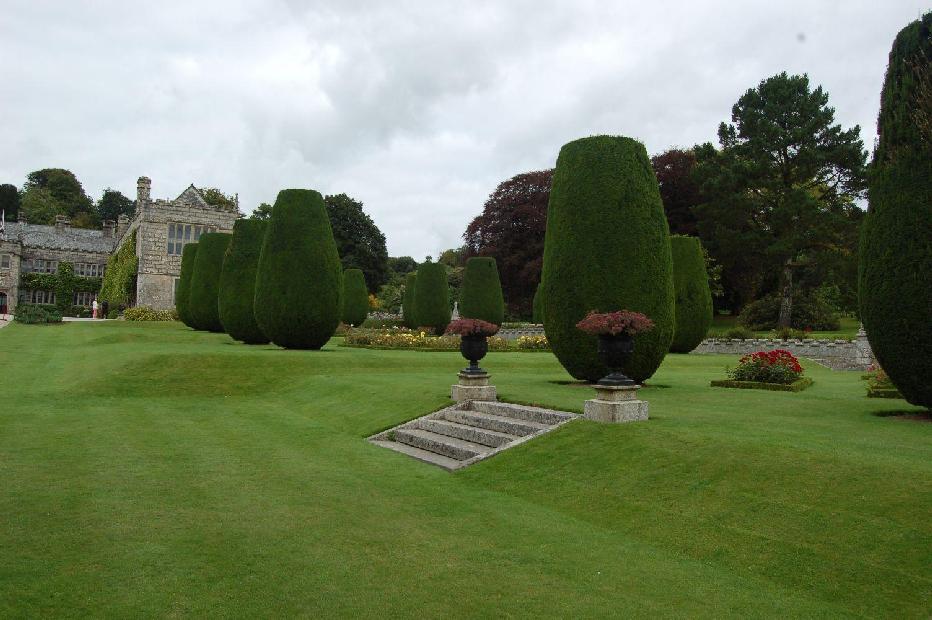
left=218, top=220, right=269, bottom=344
left=342, top=268, right=370, bottom=327
left=458, top=257, right=504, bottom=325
left=669, top=235, right=713, bottom=353
left=188, top=233, right=231, bottom=332
left=541, top=135, right=675, bottom=382
left=176, top=243, right=198, bottom=327
left=413, top=262, right=451, bottom=334
left=254, top=189, right=343, bottom=349
left=859, top=13, right=932, bottom=408
left=402, top=272, right=418, bottom=328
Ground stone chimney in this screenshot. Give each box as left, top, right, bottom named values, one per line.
left=55, top=214, right=70, bottom=232
left=102, top=219, right=116, bottom=238
left=137, top=176, right=152, bottom=206
left=116, top=214, right=130, bottom=238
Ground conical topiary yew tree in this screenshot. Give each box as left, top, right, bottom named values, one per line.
left=458, top=257, right=504, bottom=325
left=402, top=272, right=418, bottom=328
left=541, top=135, right=675, bottom=382
left=859, top=12, right=932, bottom=408
left=218, top=219, right=269, bottom=344
left=188, top=233, right=231, bottom=332
left=176, top=243, right=199, bottom=327
left=532, top=282, right=543, bottom=324
left=254, top=189, right=343, bottom=349
left=413, top=262, right=450, bottom=335
left=342, top=268, right=370, bottom=327
left=670, top=235, right=713, bottom=353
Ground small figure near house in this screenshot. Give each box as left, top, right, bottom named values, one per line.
left=92, top=297, right=99, bottom=319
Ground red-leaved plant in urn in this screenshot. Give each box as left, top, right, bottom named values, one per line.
left=575, top=310, right=654, bottom=336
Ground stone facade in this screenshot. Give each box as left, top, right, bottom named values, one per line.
left=0, top=216, right=117, bottom=316
left=0, top=176, right=238, bottom=315
left=118, top=177, right=238, bottom=310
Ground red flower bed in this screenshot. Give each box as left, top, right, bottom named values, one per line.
left=729, top=349, right=804, bottom=384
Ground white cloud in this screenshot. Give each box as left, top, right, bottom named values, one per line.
left=0, top=0, right=924, bottom=258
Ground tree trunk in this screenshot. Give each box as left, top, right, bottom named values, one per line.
left=777, top=260, right=794, bottom=328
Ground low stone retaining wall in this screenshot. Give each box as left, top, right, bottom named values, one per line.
left=499, top=325, right=546, bottom=340
left=693, top=332, right=874, bottom=370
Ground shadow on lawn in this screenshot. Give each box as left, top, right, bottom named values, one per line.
left=871, top=409, right=932, bottom=422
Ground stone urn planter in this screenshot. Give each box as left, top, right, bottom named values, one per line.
left=596, top=333, right=636, bottom=386
left=576, top=310, right=656, bottom=423
left=446, top=318, right=500, bottom=402
left=460, top=334, right=489, bottom=376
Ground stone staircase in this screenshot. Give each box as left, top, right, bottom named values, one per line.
left=369, top=400, right=578, bottom=471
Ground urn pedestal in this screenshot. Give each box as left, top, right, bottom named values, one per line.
left=584, top=384, right=648, bottom=423
left=451, top=334, right=497, bottom=402
left=451, top=371, right=497, bottom=403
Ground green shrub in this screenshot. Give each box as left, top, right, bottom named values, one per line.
left=723, top=326, right=754, bottom=340
left=341, top=268, right=370, bottom=327
left=176, top=243, right=198, bottom=328
left=99, top=231, right=137, bottom=307
left=107, top=308, right=120, bottom=320
left=738, top=293, right=839, bottom=331
left=124, top=306, right=178, bottom=321
left=459, top=257, right=504, bottom=325
left=218, top=220, right=269, bottom=344
left=532, top=283, right=543, bottom=324
left=540, top=135, right=675, bottom=382
left=859, top=12, right=932, bottom=409
left=254, top=189, right=343, bottom=349
left=402, top=273, right=418, bottom=328
left=188, top=232, right=231, bottom=332
left=669, top=235, right=713, bottom=352
left=13, top=304, right=62, bottom=324
left=412, top=262, right=451, bottom=335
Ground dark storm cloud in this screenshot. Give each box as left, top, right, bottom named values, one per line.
left=0, top=1, right=924, bottom=258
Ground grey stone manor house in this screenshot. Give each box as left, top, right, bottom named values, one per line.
left=0, top=177, right=238, bottom=315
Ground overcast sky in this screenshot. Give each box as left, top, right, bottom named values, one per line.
left=0, top=1, right=925, bottom=259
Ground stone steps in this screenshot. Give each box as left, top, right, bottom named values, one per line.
left=370, top=400, right=578, bottom=471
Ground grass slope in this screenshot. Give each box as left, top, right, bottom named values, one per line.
left=0, top=321, right=929, bottom=617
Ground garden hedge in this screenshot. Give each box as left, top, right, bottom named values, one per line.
left=188, top=232, right=231, bottom=332
left=254, top=189, right=343, bottom=349
left=402, top=272, right=418, bottom=328
left=859, top=12, right=932, bottom=409
left=670, top=235, right=713, bottom=352
left=541, top=135, right=675, bottom=382
left=176, top=243, right=198, bottom=327
left=218, top=219, right=269, bottom=344
left=342, top=268, right=370, bottom=327
left=413, top=262, right=450, bottom=335
left=459, top=257, right=504, bottom=325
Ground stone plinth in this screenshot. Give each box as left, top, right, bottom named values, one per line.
left=451, top=372, right=497, bottom=403
left=584, top=384, right=648, bottom=423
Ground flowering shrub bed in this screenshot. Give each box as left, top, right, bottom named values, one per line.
left=712, top=349, right=811, bottom=392
left=729, top=350, right=803, bottom=384
left=342, top=327, right=546, bottom=351
left=124, top=307, right=179, bottom=322
left=864, top=364, right=903, bottom=399
left=515, top=335, right=550, bottom=350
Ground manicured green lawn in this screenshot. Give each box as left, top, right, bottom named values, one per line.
left=1, top=321, right=929, bottom=617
